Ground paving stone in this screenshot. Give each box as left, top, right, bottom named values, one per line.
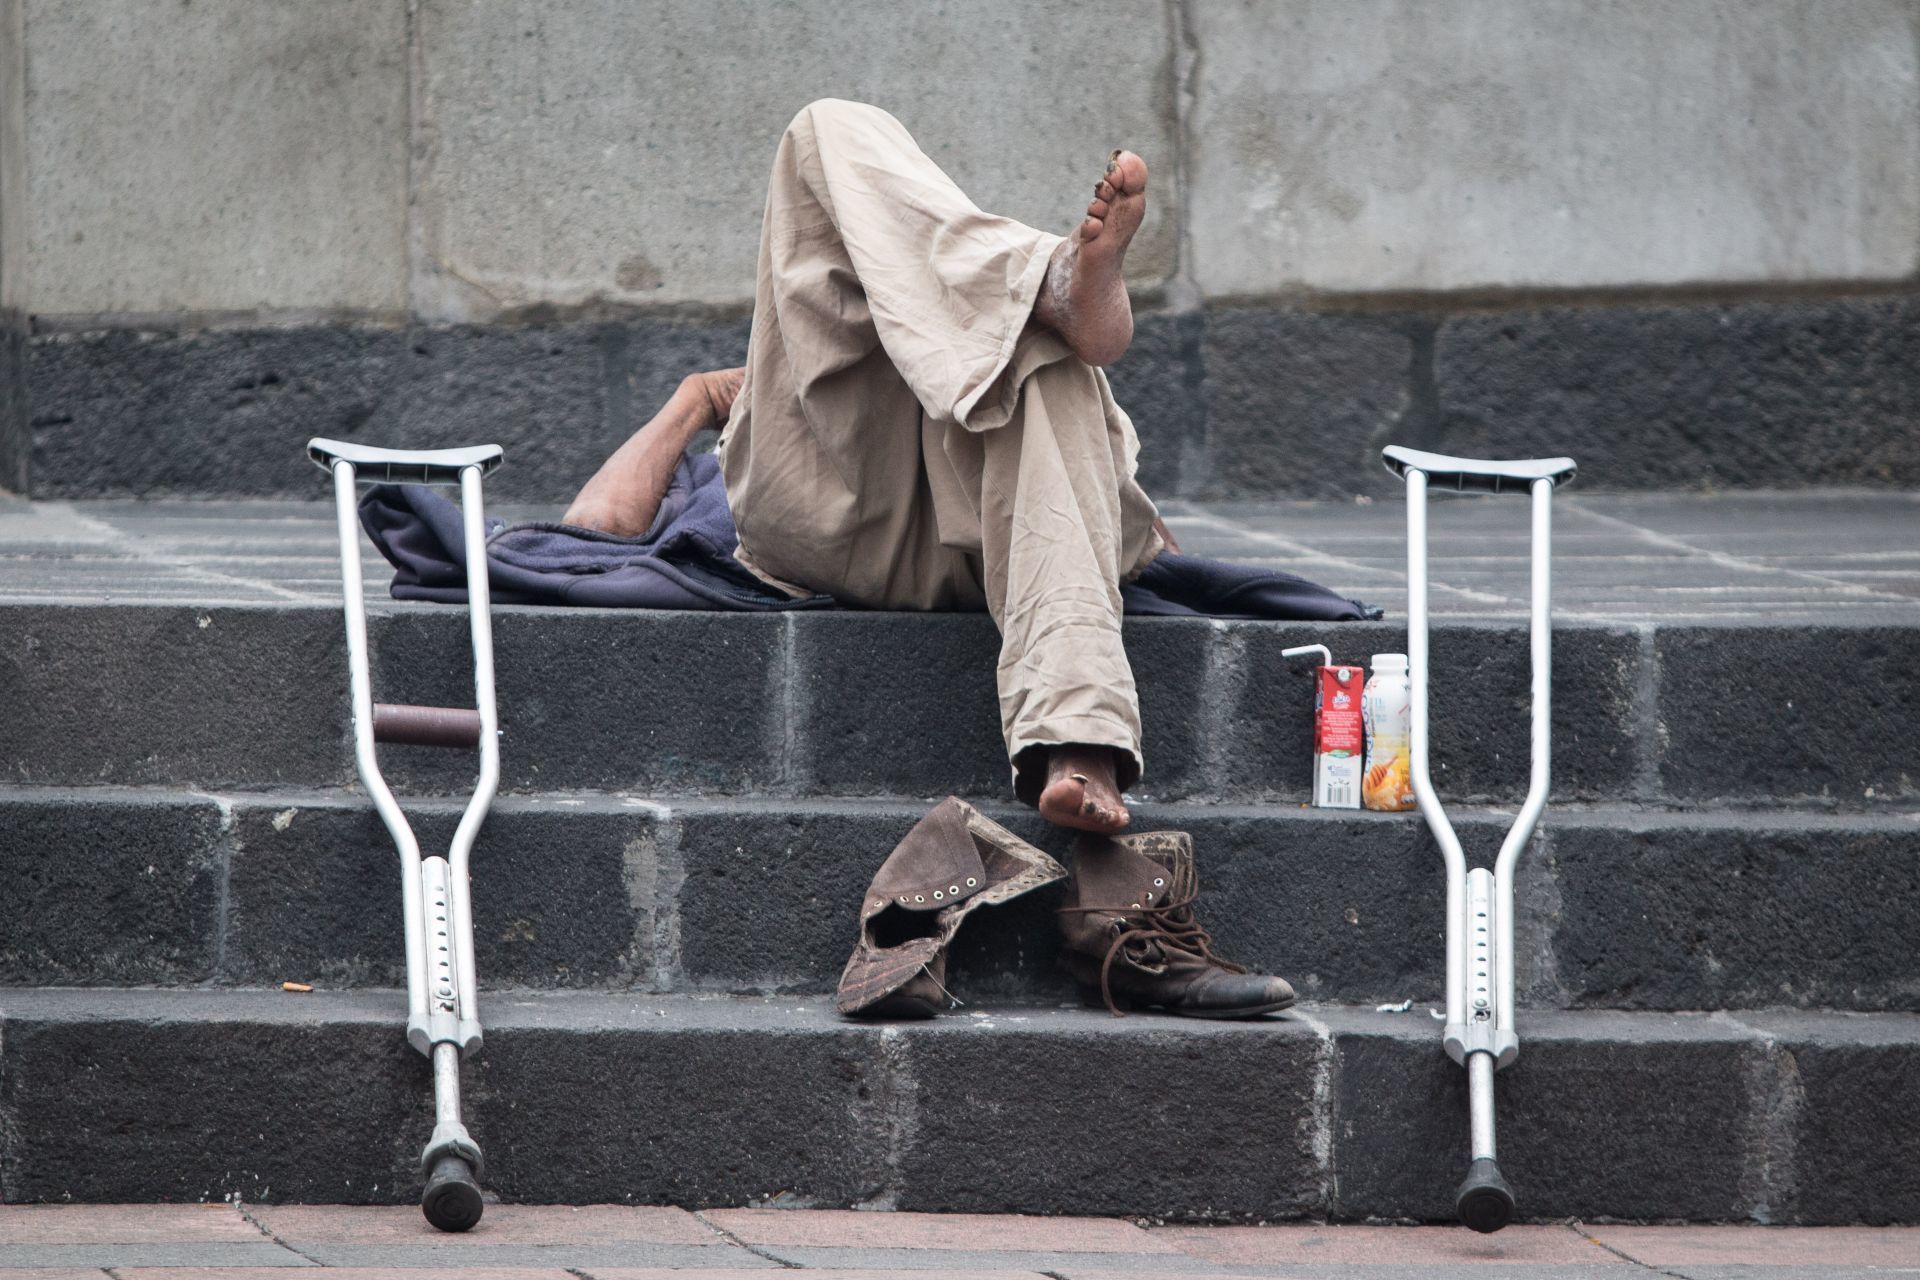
left=0, top=792, right=222, bottom=985
left=1656, top=625, right=1920, bottom=802
left=221, top=796, right=646, bottom=989
left=1587, top=1224, right=1920, bottom=1267
left=1435, top=298, right=1920, bottom=492
left=1197, top=310, right=1415, bottom=500
left=703, top=1208, right=1173, bottom=1254
left=1155, top=1223, right=1614, bottom=1265
left=249, top=1202, right=717, bottom=1246
left=0, top=1204, right=258, bottom=1244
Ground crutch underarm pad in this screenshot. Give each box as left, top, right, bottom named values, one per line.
left=373, top=703, right=485, bottom=749
left=309, top=437, right=504, bottom=484
left=1382, top=445, right=1575, bottom=493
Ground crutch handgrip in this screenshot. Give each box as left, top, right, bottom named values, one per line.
left=372, top=703, right=486, bottom=749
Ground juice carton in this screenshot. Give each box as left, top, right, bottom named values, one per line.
left=1311, top=663, right=1365, bottom=809
left=1362, top=653, right=1416, bottom=811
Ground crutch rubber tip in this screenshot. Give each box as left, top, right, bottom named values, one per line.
left=1455, top=1157, right=1515, bottom=1234
left=422, top=1153, right=484, bottom=1233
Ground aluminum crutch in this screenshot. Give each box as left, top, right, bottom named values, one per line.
left=308, top=437, right=504, bottom=1233
left=1381, top=444, right=1577, bottom=1234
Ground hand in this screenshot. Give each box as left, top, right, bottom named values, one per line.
left=684, top=368, right=746, bottom=430
left=1152, top=515, right=1181, bottom=555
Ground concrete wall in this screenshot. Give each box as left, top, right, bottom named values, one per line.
left=2, top=0, right=1917, bottom=498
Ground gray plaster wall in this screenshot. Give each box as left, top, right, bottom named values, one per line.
left=4, top=0, right=1916, bottom=321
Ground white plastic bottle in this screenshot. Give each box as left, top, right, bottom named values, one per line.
left=1362, top=653, right=1415, bottom=812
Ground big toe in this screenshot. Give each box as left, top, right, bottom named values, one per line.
left=1105, top=149, right=1148, bottom=196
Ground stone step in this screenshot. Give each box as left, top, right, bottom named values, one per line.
left=6, top=788, right=1917, bottom=1013
left=0, top=988, right=1912, bottom=1225
left=4, top=601, right=1917, bottom=809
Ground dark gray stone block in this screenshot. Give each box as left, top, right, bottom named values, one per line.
left=1157, top=809, right=1447, bottom=1007
left=674, top=804, right=921, bottom=993
left=1552, top=816, right=1920, bottom=1011
left=363, top=325, right=617, bottom=506
left=0, top=317, right=27, bottom=495
left=23, top=318, right=755, bottom=505
left=673, top=800, right=1073, bottom=1001
left=1228, top=623, right=1644, bottom=804
left=368, top=607, right=786, bottom=794
left=1328, top=1010, right=1756, bottom=1222
left=221, top=797, right=646, bottom=989
left=1198, top=309, right=1416, bottom=499
left=0, top=991, right=424, bottom=1203
left=0, top=604, right=349, bottom=788
left=787, top=612, right=1007, bottom=798
left=1434, top=296, right=1920, bottom=490
left=477, top=1000, right=886, bottom=1207
left=1753, top=1011, right=1920, bottom=1225
left=1104, top=310, right=1205, bottom=497
left=0, top=792, right=223, bottom=984
left=1657, top=625, right=1920, bottom=802
left=895, top=1013, right=1325, bottom=1217
left=28, top=326, right=410, bottom=499
left=1125, top=619, right=1217, bottom=801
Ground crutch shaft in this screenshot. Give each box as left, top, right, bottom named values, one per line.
left=1468, top=1051, right=1497, bottom=1160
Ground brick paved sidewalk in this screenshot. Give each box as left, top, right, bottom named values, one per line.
left=2, top=1205, right=1916, bottom=1278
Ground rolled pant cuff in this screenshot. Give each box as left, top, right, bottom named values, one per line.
left=1009, top=724, right=1144, bottom=808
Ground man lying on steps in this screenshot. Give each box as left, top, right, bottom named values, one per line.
left=562, top=99, right=1294, bottom=1018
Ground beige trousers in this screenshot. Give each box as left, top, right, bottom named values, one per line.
left=716, top=99, right=1163, bottom=797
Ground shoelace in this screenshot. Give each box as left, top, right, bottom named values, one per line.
left=1059, top=887, right=1247, bottom=1015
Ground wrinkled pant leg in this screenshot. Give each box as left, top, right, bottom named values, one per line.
left=720, top=98, right=1064, bottom=609
left=936, top=349, right=1162, bottom=800
left=719, top=98, right=1161, bottom=789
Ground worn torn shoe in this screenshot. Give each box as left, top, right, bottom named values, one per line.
left=837, top=796, right=1066, bottom=1018
left=1058, top=829, right=1295, bottom=1018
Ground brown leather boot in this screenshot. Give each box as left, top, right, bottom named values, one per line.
left=837, top=796, right=1066, bottom=1018
left=1058, top=829, right=1295, bottom=1018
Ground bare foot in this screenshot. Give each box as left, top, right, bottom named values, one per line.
left=1032, top=149, right=1147, bottom=367
left=1038, top=745, right=1131, bottom=834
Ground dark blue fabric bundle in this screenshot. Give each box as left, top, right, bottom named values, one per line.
left=359, top=451, right=1380, bottom=621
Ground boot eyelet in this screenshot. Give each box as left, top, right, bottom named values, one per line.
left=949, top=885, right=960, bottom=894
left=914, top=895, right=925, bottom=903
left=1131, top=902, right=1141, bottom=909
left=966, top=877, right=977, bottom=886
left=932, top=890, right=944, bottom=900
left=1153, top=878, right=1166, bottom=887
left=899, top=895, right=909, bottom=903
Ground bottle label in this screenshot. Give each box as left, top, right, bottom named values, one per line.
left=1362, top=668, right=1416, bottom=812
